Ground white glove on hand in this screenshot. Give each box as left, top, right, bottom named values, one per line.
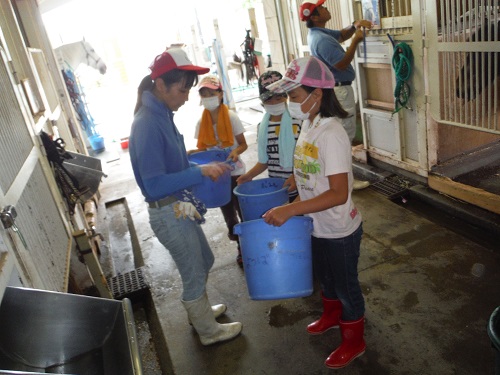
left=174, top=201, right=202, bottom=221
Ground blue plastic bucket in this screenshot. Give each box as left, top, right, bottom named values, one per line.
left=233, top=216, right=314, bottom=300
left=188, top=150, right=231, bottom=208
left=233, top=178, right=289, bottom=221
left=88, top=134, right=105, bottom=153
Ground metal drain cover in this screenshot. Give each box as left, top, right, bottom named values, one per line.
left=107, top=267, right=149, bottom=300
left=370, top=175, right=413, bottom=200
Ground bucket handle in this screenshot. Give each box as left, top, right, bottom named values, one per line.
left=307, top=218, right=313, bottom=231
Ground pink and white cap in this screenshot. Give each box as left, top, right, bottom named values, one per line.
left=266, top=56, right=335, bottom=93
left=198, top=75, right=222, bottom=91
left=149, top=48, right=210, bottom=79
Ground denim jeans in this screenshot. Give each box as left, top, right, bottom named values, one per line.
left=312, top=224, right=364, bottom=321
left=148, top=203, right=214, bottom=301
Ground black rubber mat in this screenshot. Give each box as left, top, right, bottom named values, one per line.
left=107, top=267, right=149, bottom=301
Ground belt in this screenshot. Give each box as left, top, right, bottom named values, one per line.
left=148, top=195, right=177, bottom=208
left=335, top=81, right=352, bottom=87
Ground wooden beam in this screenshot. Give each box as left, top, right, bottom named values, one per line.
left=362, top=63, right=391, bottom=69
left=366, top=99, right=395, bottom=111
left=428, top=175, right=500, bottom=215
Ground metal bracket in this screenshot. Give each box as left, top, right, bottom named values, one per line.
left=72, top=229, right=113, bottom=299
left=1, top=205, right=17, bottom=229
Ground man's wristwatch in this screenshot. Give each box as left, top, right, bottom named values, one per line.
left=351, top=21, right=357, bottom=31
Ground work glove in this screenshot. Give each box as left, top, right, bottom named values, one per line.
left=174, top=201, right=202, bottom=221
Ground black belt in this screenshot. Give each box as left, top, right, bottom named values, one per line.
left=148, top=195, right=177, bottom=208
left=335, top=81, right=352, bottom=87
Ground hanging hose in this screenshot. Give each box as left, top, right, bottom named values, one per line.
left=391, top=41, right=413, bottom=115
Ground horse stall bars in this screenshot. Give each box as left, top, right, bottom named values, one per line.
left=438, top=0, right=500, bottom=134
left=379, top=0, right=413, bottom=28
left=380, top=0, right=411, bottom=17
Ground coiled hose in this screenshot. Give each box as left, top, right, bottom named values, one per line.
left=392, top=42, right=413, bottom=114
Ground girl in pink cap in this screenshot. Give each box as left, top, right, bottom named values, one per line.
left=188, top=74, right=248, bottom=267
left=263, top=55, right=365, bottom=370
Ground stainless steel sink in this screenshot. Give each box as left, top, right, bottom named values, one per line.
left=0, top=287, right=143, bottom=375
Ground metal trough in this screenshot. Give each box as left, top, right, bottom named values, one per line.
left=0, top=287, right=143, bottom=375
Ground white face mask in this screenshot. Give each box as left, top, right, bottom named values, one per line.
left=263, top=102, right=286, bottom=116
left=201, top=96, right=220, bottom=111
left=288, top=93, right=316, bottom=120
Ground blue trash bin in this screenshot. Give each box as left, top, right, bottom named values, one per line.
left=233, top=216, right=314, bottom=300
left=88, top=134, right=105, bottom=153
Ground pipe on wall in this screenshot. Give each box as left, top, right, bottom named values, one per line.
left=274, top=0, right=290, bottom=67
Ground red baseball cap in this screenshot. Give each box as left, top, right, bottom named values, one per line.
left=149, top=48, right=210, bottom=79
left=299, top=0, right=326, bottom=21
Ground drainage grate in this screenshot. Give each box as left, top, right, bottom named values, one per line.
left=370, top=175, right=413, bottom=200
left=107, top=267, right=149, bottom=301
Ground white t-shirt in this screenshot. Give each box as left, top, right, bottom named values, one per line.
left=194, top=110, right=246, bottom=176
left=293, top=115, right=362, bottom=238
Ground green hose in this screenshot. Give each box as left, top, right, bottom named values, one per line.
left=392, top=42, right=413, bottom=114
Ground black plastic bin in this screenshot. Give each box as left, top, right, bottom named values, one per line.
left=488, top=306, right=500, bottom=375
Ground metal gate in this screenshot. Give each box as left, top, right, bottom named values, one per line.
left=0, top=31, right=71, bottom=292
left=428, top=0, right=500, bottom=134
left=355, top=0, right=428, bottom=176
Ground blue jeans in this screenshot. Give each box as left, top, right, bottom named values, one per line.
left=312, top=224, right=364, bottom=321
left=148, top=204, right=214, bottom=301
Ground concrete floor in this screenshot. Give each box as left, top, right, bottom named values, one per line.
left=95, top=100, right=500, bottom=375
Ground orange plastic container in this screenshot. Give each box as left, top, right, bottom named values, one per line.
left=120, top=137, right=129, bottom=149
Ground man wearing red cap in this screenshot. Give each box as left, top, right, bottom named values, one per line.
left=300, top=0, right=372, bottom=191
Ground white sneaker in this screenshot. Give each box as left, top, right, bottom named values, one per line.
left=353, top=179, right=370, bottom=190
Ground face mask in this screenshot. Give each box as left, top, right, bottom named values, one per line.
left=201, top=96, right=220, bottom=111
left=263, top=102, right=286, bottom=116
left=288, top=93, right=316, bottom=120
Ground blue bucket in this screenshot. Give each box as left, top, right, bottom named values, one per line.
left=233, top=178, right=289, bottom=221
left=188, top=150, right=231, bottom=208
left=88, top=134, right=105, bottom=153
left=233, top=216, right=314, bottom=300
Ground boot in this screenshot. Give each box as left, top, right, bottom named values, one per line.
left=325, top=317, right=366, bottom=369
left=307, top=296, right=342, bottom=334
left=188, top=303, right=227, bottom=325
left=182, top=292, right=242, bottom=346
left=353, top=179, right=370, bottom=190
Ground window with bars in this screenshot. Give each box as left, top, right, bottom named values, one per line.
left=354, top=0, right=412, bottom=32
left=436, top=0, right=500, bottom=133
left=379, top=0, right=412, bottom=18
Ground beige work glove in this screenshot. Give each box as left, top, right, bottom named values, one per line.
left=174, top=201, right=202, bottom=221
